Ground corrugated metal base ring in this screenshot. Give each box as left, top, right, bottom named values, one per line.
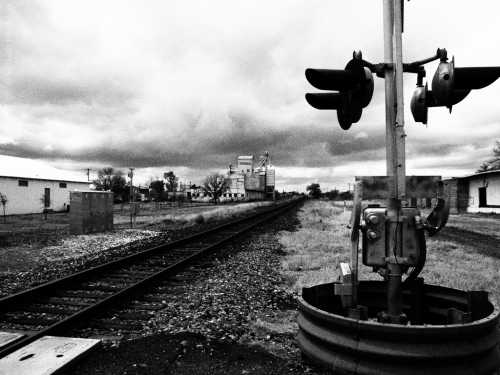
left=298, top=280, right=500, bottom=375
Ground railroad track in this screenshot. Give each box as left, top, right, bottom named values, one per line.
left=0, top=198, right=302, bottom=358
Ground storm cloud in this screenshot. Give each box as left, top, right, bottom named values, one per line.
left=1, top=0, right=500, bottom=190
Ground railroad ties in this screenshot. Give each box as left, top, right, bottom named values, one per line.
left=0, top=198, right=302, bottom=360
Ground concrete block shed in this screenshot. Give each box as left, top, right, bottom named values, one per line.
left=69, top=191, right=114, bottom=234
left=0, top=175, right=91, bottom=215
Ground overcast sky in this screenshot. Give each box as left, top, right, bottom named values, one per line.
left=1, top=0, right=499, bottom=191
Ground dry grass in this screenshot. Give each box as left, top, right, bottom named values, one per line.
left=422, top=238, right=500, bottom=303
left=278, top=200, right=500, bottom=304
left=446, top=213, right=500, bottom=239
left=278, top=201, right=352, bottom=293
left=114, top=201, right=274, bottom=226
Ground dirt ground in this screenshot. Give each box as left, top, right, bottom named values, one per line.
left=62, top=332, right=311, bottom=375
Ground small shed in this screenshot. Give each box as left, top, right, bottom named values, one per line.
left=444, top=170, right=500, bottom=214
left=69, top=191, right=114, bottom=234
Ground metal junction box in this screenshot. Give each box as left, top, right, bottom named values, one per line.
left=69, top=191, right=113, bottom=235
left=362, top=207, right=424, bottom=267
left=362, top=207, right=387, bottom=266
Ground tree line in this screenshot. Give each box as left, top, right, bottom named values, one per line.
left=93, top=168, right=229, bottom=203
left=306, top=183, right=353, bottom=200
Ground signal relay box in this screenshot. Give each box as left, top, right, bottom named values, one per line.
left=361, top=207, right=425, bottom=267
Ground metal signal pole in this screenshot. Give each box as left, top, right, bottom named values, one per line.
left=384, top=0, right=407, bottom=322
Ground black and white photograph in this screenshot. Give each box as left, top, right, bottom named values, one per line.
left=0, top=1, right=499, bottom=374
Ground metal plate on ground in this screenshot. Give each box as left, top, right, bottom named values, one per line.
left=0, top=336, right=101, bottom=375
left=0, top=332, right=25, bottom=350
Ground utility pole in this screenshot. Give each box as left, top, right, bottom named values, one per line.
left=384, top=0, right=406, bottom=323
left=128, top=168, right=135, bottom=228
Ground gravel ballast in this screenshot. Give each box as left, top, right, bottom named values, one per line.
left=0, top=206, right=272, bottom=297
left=59, top=202, right=332, bottom=375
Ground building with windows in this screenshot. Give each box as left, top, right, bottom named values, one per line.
left=223, top=153, right=275, bottom=200
left=444, top=170, right=500, bottom=214
left=0, top=175, right=91, bottom=215
left=237, top=155, right=254, bottom=174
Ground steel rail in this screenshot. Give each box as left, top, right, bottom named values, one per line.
left=0, top=200, right=296, bottom=309
left=0, top=198, right=302, bottom=358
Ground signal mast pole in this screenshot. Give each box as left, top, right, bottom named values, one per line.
left=384, top=0, right=406, bottom=321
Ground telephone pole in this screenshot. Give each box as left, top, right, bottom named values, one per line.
left=128, top=168, right=135, bottom=227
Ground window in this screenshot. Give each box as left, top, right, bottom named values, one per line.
left=59, top=182, right=67, bottom=188
left=18, top=180, right=28, bottom=187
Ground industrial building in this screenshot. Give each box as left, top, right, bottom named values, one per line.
left=444, top=170, right=500, bottom=214
left=224, top=153, right=275, bottom=200
left=0, top=175, right=91, bottom=215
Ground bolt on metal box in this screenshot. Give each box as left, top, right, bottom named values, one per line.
left=362, top=207, right=387, bottom=266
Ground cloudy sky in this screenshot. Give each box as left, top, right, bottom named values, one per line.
left=1, top=1, right=499, bottom=191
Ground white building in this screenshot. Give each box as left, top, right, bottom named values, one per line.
left=237, top=155, right=254, bottom=174
left=223, top=153, right=276, bottom=200
left=444, top=170, right=500, bottom=214
left=0, top=175, right=91, bottom=215
left=225, top=169, right=246, bottom=199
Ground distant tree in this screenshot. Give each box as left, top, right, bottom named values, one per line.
left=149, top=179, right=165, bottom=201
left=93, top=167, right=116, bottom=191
left=339, top=190, right=354, bottom=201
left=164, top=171, right=178, bottom=192
left=0, top=193, right=7, bottom=223
left=306, top=183, right=322, bottom=199
left=110, top=174, right=127, bottom=201
left=202, top=173, right=228, bottom=203
left=477, top=141, right=500, bottom=172
left=324, top=189, right=339, bottom=200
left=93, top=168, right=127, bottom=202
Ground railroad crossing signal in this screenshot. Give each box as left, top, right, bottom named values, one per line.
left=411, top=56, right=500, bottom=124
left=305, top=52, right=374, bottom=130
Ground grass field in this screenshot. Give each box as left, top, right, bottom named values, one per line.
left=278, top=200, right=500, bottom=304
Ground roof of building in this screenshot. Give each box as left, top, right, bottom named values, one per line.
left=446, top=169, right=500, bottom=181
left=0, top=175, right=90, bottom=184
